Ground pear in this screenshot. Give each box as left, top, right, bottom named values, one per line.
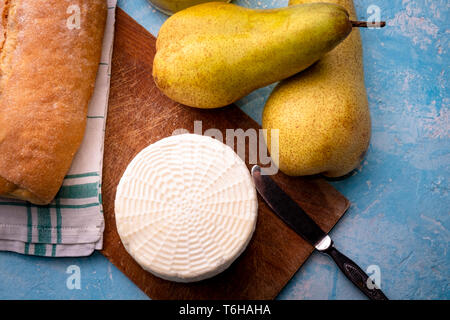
left=262, top=0, right=370, bottom=177
left=153, top=2, right=354, bottom=109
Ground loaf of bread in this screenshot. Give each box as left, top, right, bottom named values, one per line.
left=0, top=0, right=107, bottom=205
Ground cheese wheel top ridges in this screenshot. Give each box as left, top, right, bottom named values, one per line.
left=114, top=134, right=258, bottom=282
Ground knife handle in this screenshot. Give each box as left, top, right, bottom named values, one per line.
left=323, top=245, right=389, bottom=300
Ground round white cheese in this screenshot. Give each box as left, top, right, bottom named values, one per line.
left=114, top=134, right=258, bottom=282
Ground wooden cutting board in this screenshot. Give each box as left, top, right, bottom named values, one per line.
left=101, top=9, right=350, bottom=300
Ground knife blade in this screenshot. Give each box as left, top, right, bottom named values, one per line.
left=251, top=165, right=388, bottom=300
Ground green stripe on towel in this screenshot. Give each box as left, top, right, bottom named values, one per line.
left=56, top=198, right=62, bottom=244
left=57, top=183, right=98, bottom=199
left=0, top=202, right=99, bottom=209
left=65, top=172, right=99, bottom=179
left=24, top=203, right=32, bottom=255
left=35, top=206, right=52, bottom=256
left=37, top=206, right=52, bottom=243
left=34, top=244, right=47, bottom=256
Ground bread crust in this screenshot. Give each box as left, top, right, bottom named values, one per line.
left=0, top=0, right=107, bottom=205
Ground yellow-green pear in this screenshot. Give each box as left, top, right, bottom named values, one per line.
left=153, top=2, right=354, bottom=109
left=262, top=0, right=371, bottom=177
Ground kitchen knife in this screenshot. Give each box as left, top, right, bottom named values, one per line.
left=251, top=165, right=388, bottom=300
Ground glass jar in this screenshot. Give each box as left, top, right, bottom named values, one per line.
left=148, top=0, right=231, bottom=15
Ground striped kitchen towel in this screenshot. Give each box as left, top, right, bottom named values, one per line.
left=0, top=0, right=117, bottom=257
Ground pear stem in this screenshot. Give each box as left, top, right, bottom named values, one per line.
left=351, top=20, right=386, bottom=28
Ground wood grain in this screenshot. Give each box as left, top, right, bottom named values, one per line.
left=101, top=9, right=350, bottom=300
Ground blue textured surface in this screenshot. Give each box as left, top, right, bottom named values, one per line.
left=0, top=0, right=448, bottom=300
